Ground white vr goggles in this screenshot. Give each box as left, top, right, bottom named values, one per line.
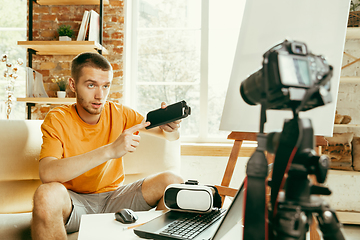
left=164, top=180, right=222, bottom=213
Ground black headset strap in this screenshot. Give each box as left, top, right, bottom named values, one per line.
left=208, top=186, right=222, bottom=208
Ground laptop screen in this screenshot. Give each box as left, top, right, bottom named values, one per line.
left=212, top=182, right=244, bottom=240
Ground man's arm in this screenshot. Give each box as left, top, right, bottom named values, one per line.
left=39, top=121, right=150, bottom=184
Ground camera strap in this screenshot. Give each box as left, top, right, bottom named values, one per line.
left=243, top=134, right=268, bottom=240
left=270, top=119, right=300, bottom=216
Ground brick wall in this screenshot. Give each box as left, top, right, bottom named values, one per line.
left=337, top=38, right=360, bottom=137
left=28, top=0, right=124, bottom=119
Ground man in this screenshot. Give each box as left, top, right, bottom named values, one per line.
left=31, top=52, right=183, bottom=240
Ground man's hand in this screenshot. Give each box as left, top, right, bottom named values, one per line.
left=158, top=102, right=181, bottom=132
left=110, top=121, right=150, bottom=158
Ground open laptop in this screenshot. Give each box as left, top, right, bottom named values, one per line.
left=134, top=182, right=244, bottom=240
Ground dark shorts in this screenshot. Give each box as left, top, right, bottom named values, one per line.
left=65, top=178, right=152, bottom=233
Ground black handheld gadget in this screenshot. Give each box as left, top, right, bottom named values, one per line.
left=145, top=100, right=191, bottom=129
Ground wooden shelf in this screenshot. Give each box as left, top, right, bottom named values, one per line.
left=334, top=124, right=360, bottom=128
left=329, top=169, right=360, bottom=176
left=17, top=41, right=108, bottom=55
left=337, top=211, right=360, bottom=225
left=340, top=76, right=360, bottom=83
left=346, top=27, right=360, bottom=39
left=181, top=143, right=256, bottom=157
left=35, top=0, right=109, bottom=5
left=328, top=170, right=360, bottom=224
left=17, top=97, right=76, bottom=104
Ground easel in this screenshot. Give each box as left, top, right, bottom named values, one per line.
left=215, top=131, right=328, bottom=240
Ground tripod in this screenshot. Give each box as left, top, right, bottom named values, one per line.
left=243, top=100, right=345, bottom=240
left=268, top=114, right=345, bottom=240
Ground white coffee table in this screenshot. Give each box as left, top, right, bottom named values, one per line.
left=78, top=210, right=241, bottom=240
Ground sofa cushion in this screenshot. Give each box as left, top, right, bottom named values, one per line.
left=0, top=120, right=43, bottom=214
left=123, top=130, right=181, bottom=184
left=0, top=180, right=42, bottom=214
left=0, top=120, right=42, bottom=181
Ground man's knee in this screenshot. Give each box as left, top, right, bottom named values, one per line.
left=143, top=171, right=183, bottom=195
left=33, top=182, right=71, bottom=218
left=158, top=171, right=183, bottom=187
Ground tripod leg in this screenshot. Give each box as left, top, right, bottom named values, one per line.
left=309, top=216, right=321, bottom=240
left=316, top=207, right=345, bottom=240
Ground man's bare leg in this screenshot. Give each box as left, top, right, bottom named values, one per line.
left=142, top=171, right=183, bottom=210
left=31, top=182, right=73, bottom=240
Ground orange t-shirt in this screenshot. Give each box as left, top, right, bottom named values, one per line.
left=40, top=101, right=144, bottom=194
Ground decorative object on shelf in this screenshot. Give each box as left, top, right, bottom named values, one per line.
left=334, top=111, right=352, bottom=124
left=348, top=1, right=360, bottom=27
left=1, top=54, right=23, bottom=119
left=57, top=91, right=66, bottom=98
left=57, top=24, right=74, bottom=41
left=353, top=137, right=360, bottom=171
left=26, top=67, right=48, bottom=98
left=322, top=132, right=354, bottom=171
left=51, top=75, right=68, bottom=98
left=77, top=10, right=90, bottom=41
left=351, top=0, right=360, bottom=11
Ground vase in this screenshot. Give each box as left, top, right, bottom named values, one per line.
left=57, top=91, right=66, bottom=98
left=59, top=36, right=71, bottom=41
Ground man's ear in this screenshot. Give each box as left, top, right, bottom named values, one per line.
left=69, top=77, right=76, bottom=93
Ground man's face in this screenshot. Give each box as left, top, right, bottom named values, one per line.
left=69, top=66, right=112, bottom=123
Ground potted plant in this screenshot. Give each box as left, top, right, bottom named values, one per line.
left=51, top=76, right=68, bottom=98
left=351, top=0, right=360, bottom=11
left=349, top=1, right=360, bottom=27
left=57, top=25, right=74, bottom=41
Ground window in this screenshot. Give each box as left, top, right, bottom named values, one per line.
left=125, top=0, right=243, bottom=142
left=0, top=0, right=27, bottom=119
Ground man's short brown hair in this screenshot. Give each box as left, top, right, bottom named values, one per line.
left=71, top=52, right=112, bottom=83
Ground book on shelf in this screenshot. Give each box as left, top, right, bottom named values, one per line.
left=26, top=67, right=48, bottom=98
left=88, top=10, right=100, bottom=43
left=77, top=10, right=90, bottom=41
left=77, top=10, right=100, bottom=43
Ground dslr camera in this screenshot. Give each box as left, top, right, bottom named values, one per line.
left=240, top=40, right=333, bottom=112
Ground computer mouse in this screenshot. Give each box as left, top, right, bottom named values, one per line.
left=115, top=209, right=138, bottom=224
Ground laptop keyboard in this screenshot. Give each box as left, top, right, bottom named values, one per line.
left=159, top=209, right=226, bottom=239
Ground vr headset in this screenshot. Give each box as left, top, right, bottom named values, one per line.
left=164, top=180, right=222, bottom=213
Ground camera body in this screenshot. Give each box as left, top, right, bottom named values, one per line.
left=240, top=40, right=332, bottom=111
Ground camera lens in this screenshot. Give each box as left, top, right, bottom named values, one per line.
left=240, top=69, right=264, bottom=106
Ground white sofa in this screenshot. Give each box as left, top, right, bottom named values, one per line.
left=0, top=120, right=181, bottom=240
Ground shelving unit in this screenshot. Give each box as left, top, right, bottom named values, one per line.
left=324, top=169, right=360, bottom=224
left=19, top=0, right=107, bottom=66
left=340, top=76, right=360, bottom=83
left=346, top=27, right=360, bottom=39
left=35, top=0, right=109, bottom=5
left=328, top=27, right=360, bottom=224
left=17, top=97, right=76, bottom=104
left=334, top=124, right=360, bottom=128
left=17, top=97, right=76, bottom=120
left=18, top=0, right=107, bottom=119
left=17, top=41, right=108, bottom=55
